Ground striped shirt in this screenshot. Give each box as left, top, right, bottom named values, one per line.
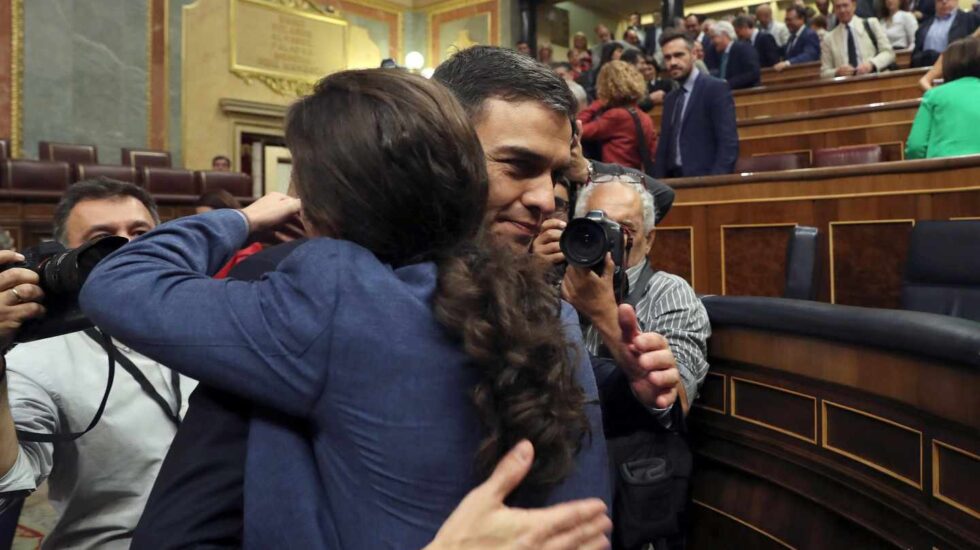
left=583, top=260, right=711, bottom=406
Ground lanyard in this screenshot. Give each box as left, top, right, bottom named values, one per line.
left=84, top=329, right=182, bottom=428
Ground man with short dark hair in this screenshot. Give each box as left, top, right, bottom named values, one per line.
left=0, top=179, right=197, bottom=549
left=912, top=0, right=980, bottom=66
left=705, top=20, right=762, bottom=88
left=735, top=14, right=782, bottom=67
left=211, top=155, right=231, bottom=171
left=655, top=30, right=739, bottom=178
left=756, top=4, right=791, bottom=46
left=515, top=40, right=532, bottom=56
left=774, top=5, right=822, bottom=70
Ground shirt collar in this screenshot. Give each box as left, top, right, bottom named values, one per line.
left=724, top=41, right=733, bottom=54
left=683, top=67, right=700, bottom=92
left=936, top=10, right=956, bottom=20
left=626, top=258, right=650, bottom=290
left=750, top=28, right=759, bottom=43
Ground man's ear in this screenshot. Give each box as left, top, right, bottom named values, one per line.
left=645, top=228, right=657, bottom=255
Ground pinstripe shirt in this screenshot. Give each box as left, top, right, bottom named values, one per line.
left=583, top=260, right=711, bottom=406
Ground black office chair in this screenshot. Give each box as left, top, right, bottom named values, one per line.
left=784, top=226, right=819, bottom=300
left=900, top=220, right=980, bottom=322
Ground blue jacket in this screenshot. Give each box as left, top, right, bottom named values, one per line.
left=80, top=210, right=612, bottom=549
left=654, top=72, right=740, bottom=178
left=705, top=40, right=761, bottom=89
left=783, top=27, right=821, bottom=65
left=753, top=32, right=781, bottom=68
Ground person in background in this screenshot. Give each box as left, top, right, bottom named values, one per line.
left=882, top=0, right=919, bottom=49
left=578, top=60, right=658, bottom=171
left=756, top=5, right=791, bottom=46
left=911, top=0, right=980, bottom=66
left=811, top=14, right=831, bottom=39
left=918, top=26, right=980, bottom=89
left=906, top=36, right=980, bottom=158
left=211, top=155, right=232, bottom=171
left=538, top=44, right=554, bottom=63
left=819, top=0, right=895, bottom=77
left=624, top=29, right=643, bottom=49
left=815, top=0, right=839, bottom=29
left=705, top=20, right=762, bottom=89
left=774, top=5, right=823, bottom=70
left=583, top=41, right=627, bottom=101
left=910, top=0, right=936, bottom=21
left=735, top=14, right=782, bottom=67
left=655, top=30, right=739, bottom=178
left=591, top=24, right=614, bottom=61
left=685, top=14, right=702, bottom=40
left=551, top=62, right=590, bottom=110
left=571, top=31, right=591, bottom=63
left=194, top=189, right=241, bottom=215
left=630, top=51, right=679, bottom=108
left=515, top=40, right=532, bottom=56
left=699, top=18, right=716, bottom=47
left=692, top=38, right=711, bottom=73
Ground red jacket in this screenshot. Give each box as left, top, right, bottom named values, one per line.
left=578, top=100, right=658, bottom=171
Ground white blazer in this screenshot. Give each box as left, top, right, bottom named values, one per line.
left=820, top=16, right=896, bottom=77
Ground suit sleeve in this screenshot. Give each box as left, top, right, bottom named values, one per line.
left=79, top=210, right=337, bottom=418
left=728, top=47, right=761, bottom=89
left=869, top=18, right=896, bottom=70
left=709, top=83, right=740, bottom=175
left=789, top=32, right=821, bottom=64
left=904, top=92, right=933, bottom=159
left=820, top=33, right=837, bottom=77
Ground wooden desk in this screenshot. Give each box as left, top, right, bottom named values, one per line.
left=759, top=49, right=913, bottom=85
left=687, top=297, right=980, bottom=549
left=737, top=99, right=919, bottom=139
left=650, top=155, right=980, bottom=308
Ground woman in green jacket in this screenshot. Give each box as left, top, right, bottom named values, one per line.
left=906, top=37, right=980, bottom=159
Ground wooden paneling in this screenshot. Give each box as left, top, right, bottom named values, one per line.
left=731, top=377, right=817, bottom=443
left=739, top=121, right=913, bottom=157
left=721, top=224, right=793, bottom=297
left=696, top=372, right=727, bottom=414
left=829, top=220, right=914, bottom=308
left=649, top=226, right=693, bottom=285
left=656, top=155, right=980, bottom=305
left=758, top=50, right=912, bottom=86
left=688, top=323, right=980, bottom=549
left=736, top=86, right=922, bottom=120
left=737, top=100, right=919, bottom=139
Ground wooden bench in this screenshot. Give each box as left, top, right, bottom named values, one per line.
left=649, top=154, right=980, bottom=308
left=759, top=49, right=913, bottom=85
left=737, top=99, right=920, bottom=139
left=688, top=296, right=980, bottom=549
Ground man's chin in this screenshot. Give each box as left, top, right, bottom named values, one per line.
left=489, top=226, right=535, bottom=254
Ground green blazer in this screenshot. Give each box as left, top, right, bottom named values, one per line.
left=906, top=77, right=980, bottom=159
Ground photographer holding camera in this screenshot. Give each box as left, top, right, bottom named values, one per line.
left=0, top=179, right=199, bottom=549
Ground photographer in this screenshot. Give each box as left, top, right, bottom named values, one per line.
left=533, top=173, right=709, bottom=419
left=0, top=179, right=198, bottom=549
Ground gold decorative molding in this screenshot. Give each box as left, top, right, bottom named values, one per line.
left=730, top=376, right=818, bottom=444
left=692, top=499, right=796, bottom=549
left=821, top=400, right=923, bottom=490
left=932, top=440, right=980, bottom=520
left=827, top=219, right=915, bottom=304
left=220, top=98, right=290, bottom=119
left=10, top=0, right=24, bottom=157
left=229, top=70, right=314, bottom=97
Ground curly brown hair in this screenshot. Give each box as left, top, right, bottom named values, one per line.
left=597, top=60, right=646, bottom=107
left=286, top=68, right=589, bottom=489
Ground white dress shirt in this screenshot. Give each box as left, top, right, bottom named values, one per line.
left=884, top=10, right=919, bottom=49
left=0, top=332, right=196, bottom=550
left=762, top=20, right=791, bottom=46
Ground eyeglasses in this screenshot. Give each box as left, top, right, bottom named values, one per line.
left=590, top=173, right=643, bottom=186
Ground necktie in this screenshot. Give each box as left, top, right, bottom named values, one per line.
left=720, top=51, right=730, bottom=79
left=846, top=23, right=858, bottom=67
left=787, top=32, right=797, bottom=54
left=669, top=87, right=688, bottom=169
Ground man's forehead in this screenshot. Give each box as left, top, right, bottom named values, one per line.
left=474, top=99, right=572, bottom=155
left=69, top=197, right=154, bottom=224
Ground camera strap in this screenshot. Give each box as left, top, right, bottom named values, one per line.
left=15, top=329, right=116, bottom=443
left=82, top=329, right=182, bottom=428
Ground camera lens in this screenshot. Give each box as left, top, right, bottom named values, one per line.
left=38, top=236, right=128, bottom=295
left=561, top=219, right=608, bottom=267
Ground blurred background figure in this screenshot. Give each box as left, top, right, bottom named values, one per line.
left=211, top=155, right=232, bottom=171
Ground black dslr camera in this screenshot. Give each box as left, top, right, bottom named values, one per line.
left=0, top=236, right=127, bottom=343
left=559, top=210, right=630, bottom=302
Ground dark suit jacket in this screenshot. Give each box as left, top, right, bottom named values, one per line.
left=641, top=24, right=660, bottom=55
left=783, top=27, right=822, bottom=64
left=705, top=40, right=761, bottom=89
left=753, top=32, right=781, bottom=67
left=653, top=72, right=739, bottom=178
left=912, top=10, right=980, bottom=66
left=911, top=0, right=935, bottom=20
